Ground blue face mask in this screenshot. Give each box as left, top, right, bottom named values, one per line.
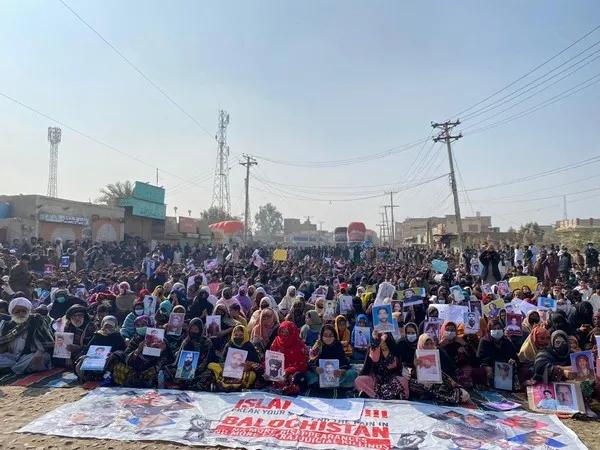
left=136, top=327, right=147, bottom=336
left=56, top=296, right=66, bottom=304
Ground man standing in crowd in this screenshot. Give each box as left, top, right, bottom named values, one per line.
left=586, top=242, right=598, bottom=273
left=9, top=254, right=32, bottom=298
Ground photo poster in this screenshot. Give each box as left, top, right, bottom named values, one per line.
left=143, top=295, right=157, bottom=319
left=43, top=264, right=54, bottom=276
left=469, top=299, right=483, bottom=316
left=60, top=255, right=70, bottom=269
left=528, top=383, right=585, bottom=414
left=264, top=350, right=285, bottom=382
left=494, top=361, right=513, bottom=391
left=166, top=312, right=185, bottom=336
left=570, top=350, right=596, bottom=381
left=449, top=286, right=464, bottom=302
left=352, top=326, right=371, bottom=350
left=537, top=297, right=557, bottom=312
left=175, top=351, right=200, bottom=380
left=339, top=295, right=353, bottom=314
left=53, top=332, right=74, bottom=359
left=318, top=358, right=340, bottom=388
left=448, top=305, right=468, bottom=325
left=223, top=348, right=248, bottom=380
left=505, top=313, right=523, bottom=337
left=497, top=280, right=510, bottom=297
left=143, top=327, right=165, bottom=357
left=431, top=259, right=448, bottom=274
left=391, top=300, right=403, bottom=313
left=470, top=261, right=481, bottom=276
left=481, top=283, right=493, bottom=296
left=423, top=320, right=441, bottom=345
left=463, top=311, right=480, bottom=334
left=323, top=300, right=337, bottom=322
left=415, top=349, right=442, bottom=384
left=518, top=300, right=538, bottom=316
left=206, top=315, right=222, bottom=338
left=372, top=303, right=395, bottom=334
left=80, top=345, right=111, bottom=371
left=483, top=298, right=505, bottom=318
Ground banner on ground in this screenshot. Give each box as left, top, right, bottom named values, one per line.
left=18, top=388, right=587, bottom=449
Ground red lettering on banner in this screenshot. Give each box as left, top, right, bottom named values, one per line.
left=221, top=416, right=239, bottom=425
left=299, top=419, right=319, bottom=431
left=372, top=426, right=389, bottom=439
left=234, top=398, right=292, bottom=410
left=268, top=419, right=284, bottom=428
left=355, top=424, right=371, bottom=437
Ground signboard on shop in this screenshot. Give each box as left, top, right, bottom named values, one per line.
left=39, top=213, right=89, bottom=226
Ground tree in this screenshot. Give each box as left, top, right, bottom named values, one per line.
left=518, top=222, right=544, bottom=244
left=97, top=180, right=134, bottom=206
left=200, top=206, right=235, bottom=224
left=254, top=203, right=283, bottom=235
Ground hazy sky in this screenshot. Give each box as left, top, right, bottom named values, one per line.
left=2, top=0, right=599, bottom=233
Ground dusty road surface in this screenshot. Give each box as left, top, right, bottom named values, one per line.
left=0, top=385, right=596, bottom=449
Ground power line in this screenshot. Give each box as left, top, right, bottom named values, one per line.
left=450, top=23, right=600, bottom=118
left=58, top=0, right=215, bottom=140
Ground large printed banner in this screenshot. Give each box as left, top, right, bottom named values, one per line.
left=19, top=388, right=587, bottom=449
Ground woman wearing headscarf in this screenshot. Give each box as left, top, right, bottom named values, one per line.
left=210, top=304, right=239, bottom=358
left=233, top=286, right=253, bottom=317
left=479, top=244, right=502, bottom=283
left=247, top=298, right=272, bottom=331
left=151, top=285, right=166, bottom=304
left=187, top=287, right=214, bottom=320
left=439, top=321, right=481, bottom=388
left=64, top=304, right=96, bottom=366
left=408, top=334, right=470, bottom=405
left=76, top=315, right=126, bottom=381
left=171, top=318, right=215, bottom=390
left=568, top=300, right=594, bottom=349
left=476, top=319, right=518, bottom=386
left=111, top=315, right=174, bottom=387
left=250, top=308, right=279, bottom=355
left=0, top=297, right=54, bottom=374
left=268, top=320, right=309, bottom=395
left=306, top=324, right=357, bottom=391
left=115, top=281, right=136, bottom=323
left=286, top=299, right=306, bottom=329
left=517, top=325, right=551, bottom=383
left=521, top=310, right=541, bottom=337
left=355, top=331, right=408, bottom=400
left=279, top=285, right=299, bottom=317
left=209, top=325, right=261, bottom=391
left=533, top=330, right=571, bottom=383
left=397, top=322, right=419, bottom=368
left=300, top=310, right=322, bottom=347
left=334, top=315, right=353, bottom=358
left=418, top=306, right=439, bottom=334
left=121, top=299, right=145, bottom=340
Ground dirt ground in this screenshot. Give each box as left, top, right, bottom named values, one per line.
left=0, top=385, right=597, bottom=449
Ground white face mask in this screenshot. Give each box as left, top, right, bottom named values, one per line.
left=11, top=312, right=30, bottom=324
left=445, top=331, right=456, bottom=340
left=406, top=333, right=417, bottom=342
left=491, top=330, right=504, bottom=340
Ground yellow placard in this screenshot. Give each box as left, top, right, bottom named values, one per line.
left=508, top=276, right=538, bottom=292
left=272, top=249, right=288, bottom=261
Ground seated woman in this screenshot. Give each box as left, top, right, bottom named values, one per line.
left=250, top=307, right=279, bottom=356
left=76, top=315, right=126, bottom=381
left=110, top=315, right=174, bottom=387
left=210, top=304, right=239, bottom=359
left=0, top=297, right=54, bottom=374
left=228, top=303, right=248, bottom=328
left=300, top=310, right=322, bottom=348
left=517, top=325, right=551, bottom=382
left=286, top=299, right=307, bottom=330
left=521, top=310, right=542, bottom=339
left=171, top=318, right=215, bottom=391
left=247, top=297, right=271, bottom=331
left=164, top=305, right=186, bottom=355
left=209, top=325, right=261, bottom=391
left=187, top=288, right=214, bottom=321
left=120, top=299, right=144, bottom=340
left=408, top=334, right=470, bottom=405
left=533, top=330, right=571, bottom=383
left=334, top=315, right=353, bottom=359
left=267, top=321, right=308, bottom=396
left=355, top=331, right=408, bottom=400
left=396, top=322, right=419, bottom=369
left=439, top=321, right=483, bottom=388
left=476, top=319, right=518, bottom=387
left=306, top=324, right=357, bottom=391
left=63, top=304, right=96, bottom=368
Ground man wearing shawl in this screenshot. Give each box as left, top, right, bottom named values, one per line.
left=0, top=297, right=54, bottom=374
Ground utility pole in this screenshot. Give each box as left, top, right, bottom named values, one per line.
left=563, top=195, right=568, bottom=220
left=386, top=191, right=399, bottom=248
left=382, top=206, right=390, bottom=245
left=156, top=168, right=159, bottom=185
left=432, top=120, right=464, bottom=253
left=240, top=154, right=257, bottom=246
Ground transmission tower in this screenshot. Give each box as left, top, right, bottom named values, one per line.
left=211, top=110, right=231, bottom=214
left=47, top=127, right=62, bottom=198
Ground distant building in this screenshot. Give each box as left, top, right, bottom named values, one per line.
left=284, top=218, right=317, bottom=235
left=555, top=218, right=600, bottom=230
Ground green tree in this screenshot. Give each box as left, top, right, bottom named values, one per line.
left=518, top=222, right=544, bottom=244
left=254, top=203, right=283, bottom=235
left=96, top=180, right=134, bottom=206
left=200, top=206, right=235, bottom=224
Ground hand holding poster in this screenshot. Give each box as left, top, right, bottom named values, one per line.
left=264, top=350, right=285, bottom=382
left=223, top=348, right=248, bottom=380
left=338, top=294, right=353, bottom=314
left=463, top=311, right=480, bottom=334
left=53, top=332, right=74, bottom=359
left=318, top=359, right=340, bottom=388
left=323, top=300, right=336, bottom=322
left=80, top=345, right=111, bottom=371
left=431, top=259, right=448, bottom=274
left=175, top=351, right=199, bottom=380
left=372, top=304, right=394, bottom=334
left=143, top=295, right=157, bottom=319
left=505, top=313, right=523, bottom=337
left=416, top=349, right=442, bottom=383
left=497, top=280, right=510, bottom=296
left=449, top=286, right=464, bottom=302
left=143, top=328, right=165, bottom=357
left=537, top=297, right=557, bottom=311
left=352, top=326, right=371, bottom=350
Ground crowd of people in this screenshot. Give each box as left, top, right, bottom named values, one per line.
left=0, top=236, right=599, bottom=409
